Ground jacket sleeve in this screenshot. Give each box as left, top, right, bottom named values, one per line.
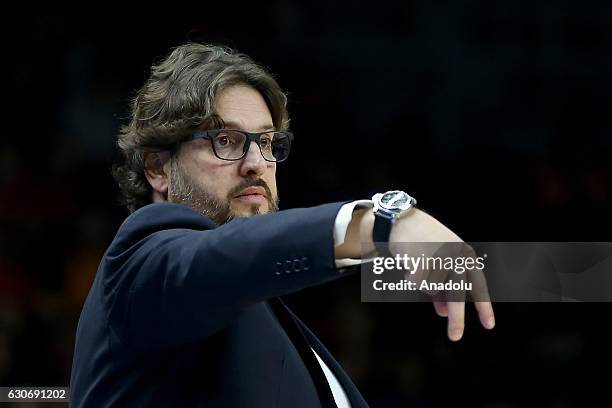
left=102, top=202, right=353, bottom=351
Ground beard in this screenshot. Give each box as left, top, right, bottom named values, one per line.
left=167, top=158, right=279, bottom=225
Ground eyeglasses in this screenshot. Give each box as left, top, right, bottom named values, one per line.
left=188, top=129, right=294, bottom=162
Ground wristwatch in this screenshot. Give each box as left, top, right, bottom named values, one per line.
left=372, top=190, right=417, bottom=245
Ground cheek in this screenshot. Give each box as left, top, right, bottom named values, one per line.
left=182, top=149, right=231, bottom=194
left=202, top=166, right=237, bottom=196
left=266, top=165, right=278, bottom=195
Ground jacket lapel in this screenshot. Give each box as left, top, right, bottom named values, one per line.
left=268, top=297, right=337, bottom=408
left=293, top=312, right=370, bottom=408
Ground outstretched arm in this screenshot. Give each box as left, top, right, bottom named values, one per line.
left=105, top=202, right=353, bottom=351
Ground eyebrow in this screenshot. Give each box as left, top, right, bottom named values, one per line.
left=222, top=120, right=275, bottom=132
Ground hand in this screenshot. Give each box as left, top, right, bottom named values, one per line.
left=390, top=209, right=496, bottom=342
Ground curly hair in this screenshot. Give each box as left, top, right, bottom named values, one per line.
left=112, top=43, right=290, bottom=213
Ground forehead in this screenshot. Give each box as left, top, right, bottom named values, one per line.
left=214, top=84, right=274, bottom=131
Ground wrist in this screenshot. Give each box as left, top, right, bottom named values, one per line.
left=334, top=208, right=374, bottom=259
left=358, top=208, right=376, bottom=255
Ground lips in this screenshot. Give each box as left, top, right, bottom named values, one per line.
left=235, top=186, right=267, bottom=198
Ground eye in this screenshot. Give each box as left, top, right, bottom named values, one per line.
left=217, top=135, right=231, bottom=146
left=260, top=133, right=275, bottom=149
left=215, top=132, right=240, bottom=148
left=260, top=137, right=271, bottom=147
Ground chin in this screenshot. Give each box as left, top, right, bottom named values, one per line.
left=232, top=203, right=267, bottom=217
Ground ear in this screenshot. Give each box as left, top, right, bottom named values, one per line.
left=143, top=151, right=170, bottom=198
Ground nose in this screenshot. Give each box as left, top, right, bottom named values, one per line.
left=239, top=141, right=267, bottom=177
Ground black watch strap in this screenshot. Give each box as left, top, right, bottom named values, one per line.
left=373, top=211, right=394, bottom=257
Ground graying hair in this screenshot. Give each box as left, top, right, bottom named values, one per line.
left=112, top=42, right=290, bottom=212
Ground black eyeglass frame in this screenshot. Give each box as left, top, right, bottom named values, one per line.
left=188, top=129, right=294, bottom=163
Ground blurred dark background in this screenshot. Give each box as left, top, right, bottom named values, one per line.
left=1, top=3, right=611, bottom=406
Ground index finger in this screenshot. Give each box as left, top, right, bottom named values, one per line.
left=447, top=301, right=465, bottom=342
left=474, top=301, right=495, bottom=330
left=466, top=250, right=495, bottom=330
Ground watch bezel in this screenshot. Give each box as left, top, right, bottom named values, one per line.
left=372, top=190, right=416, bottom=215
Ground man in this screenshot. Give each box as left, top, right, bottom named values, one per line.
left=70, top=43, right=495, bottom=407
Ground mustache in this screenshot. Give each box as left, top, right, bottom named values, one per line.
left=228, top=178, right=272, bottom=199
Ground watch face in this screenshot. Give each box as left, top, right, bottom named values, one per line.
left=380, top=190, right=412, bottom=211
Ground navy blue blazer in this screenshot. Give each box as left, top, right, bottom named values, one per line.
left=70, top=202, right=369, bottom=407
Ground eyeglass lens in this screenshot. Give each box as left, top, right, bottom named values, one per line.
left=212, top=130, right=291, bottom=162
